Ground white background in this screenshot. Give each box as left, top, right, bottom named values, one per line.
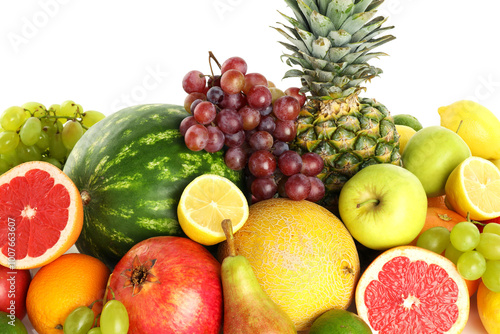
left=0, top=0, right=497, bottom=332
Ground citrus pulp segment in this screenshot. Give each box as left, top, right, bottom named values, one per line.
left=177, top=174, right=249, bottom=245
left=445, top=156, right=500, bottom=220
left=356, top=246, right=469, bottom=334
left=0, top=161, right=83, bottom=269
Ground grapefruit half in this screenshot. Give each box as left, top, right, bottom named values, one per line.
left=355, top=246, right=469, bottom=334
left=0, top=161, right=83, bottom=269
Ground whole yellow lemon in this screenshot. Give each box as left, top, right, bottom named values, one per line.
left=438, top=100, right=500, bottom=160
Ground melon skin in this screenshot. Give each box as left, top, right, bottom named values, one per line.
left=63, top=104, right=244, bottom=269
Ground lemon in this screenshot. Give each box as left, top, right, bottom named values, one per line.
left=445, top=156, right=500, bottom=220
left=490, top=159, right=500, bottom=170
left=395, top=125, right=416, bottom=155
left=177, top=174, right=249, bottom=246
left=438, top=100, right=500, bottom=160
left=477, top=281, right=500, bottom=334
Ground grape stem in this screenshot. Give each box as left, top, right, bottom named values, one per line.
left=208, top=51, right=222, bottom=77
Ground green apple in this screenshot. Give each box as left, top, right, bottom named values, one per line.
left=402, top=125, right=471, bottom=197
left=309, top=309, right=372, bottom=334
left=0, top=311, right=27, bottom=334
left=339, top=164, right=427, bottom=250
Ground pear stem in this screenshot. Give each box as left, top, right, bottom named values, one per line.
left=356, top=199, right=380, bottom=208
left=221, top=219, right=236, bottom=257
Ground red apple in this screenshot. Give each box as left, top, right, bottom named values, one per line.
left=0, top=265, right=31, bottom=320
left=109, top=236, right=222, bottom=334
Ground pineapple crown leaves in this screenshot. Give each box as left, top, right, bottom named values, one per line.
left=274, top=0, right=395, bottom=98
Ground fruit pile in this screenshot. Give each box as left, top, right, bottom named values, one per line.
left=0, top=101, right=105, bottom=172
left=180, top=54, right=326, bottom=202
left=2, top=0, right=500, bottom=333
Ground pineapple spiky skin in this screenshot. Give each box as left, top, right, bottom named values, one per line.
left=277, top=0, right=402, bottom=211
left=293, top=96, right=401, bottom=210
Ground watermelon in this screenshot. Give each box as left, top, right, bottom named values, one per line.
left=63, top=104, right=244, bottom=268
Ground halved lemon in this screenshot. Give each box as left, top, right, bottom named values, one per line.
left=177, top=174, right=249, bottom=245
left=445, top=156, right=500, bottom=220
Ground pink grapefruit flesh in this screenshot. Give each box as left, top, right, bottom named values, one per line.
left=356, top=246, right=469, bottom=334
left=0, top=161, right=83, bottom=269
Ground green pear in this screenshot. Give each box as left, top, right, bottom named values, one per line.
left=220, top=219, right=296, bottom=334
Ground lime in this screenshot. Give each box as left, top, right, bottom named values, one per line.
left=309, top=309, right=372, bottom=334
left=0, top=311, right=28, bottom=334
left=393, top=114, right=423, bottom=131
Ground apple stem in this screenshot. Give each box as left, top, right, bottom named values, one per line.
left=356, top=199, right=380, bottom=208
left=221, top=219, right=236, bottom=257
left=456, top=120, right=463, bottom=134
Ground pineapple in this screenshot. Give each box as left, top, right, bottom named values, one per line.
left=276, top=0, right=402, bottom=210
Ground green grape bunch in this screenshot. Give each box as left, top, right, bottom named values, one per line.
left=0, top=100, right=105, bottom=174
left=417, top=217, right=500, bottom=293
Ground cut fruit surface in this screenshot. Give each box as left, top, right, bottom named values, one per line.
left=356, top=246, right=469, bottom=334
left=177, top=174, right=249, bottom=245
left=445, top=156, right=500, bottom=220
left=0, top=161, right=83, bottom=269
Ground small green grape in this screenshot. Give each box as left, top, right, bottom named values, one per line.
left=17, top=143, right=42, bottom=163
left=416, top=226, right=450, bottom=254
left=445, top=242, right=463, bottom=265
left=58, top=100, right=79, bottom=121
left=450, top=221, right=480, bottom=252
left=0, top=158, right=9, bottom=173
left=49, top=133, right=67, bottom=162
left=82, top=110, right=106, bottom=128
left=100, top=300, right=129, bottom=334
left=483, top=223, right=500, bottom=236
left=36, top=130, right=51, bottom=151
left=0, top=131, right=20, bottom=154
left=87, top=328, right=102, bottom=334
left=20, top=117, right=42, bottom=146
left=61, top=120, right=84, bottom=150
left=457, top=250, right=486, bottom=280
left=22, top=101, right=47, bottom=117
left=476, top=233, right=500, bottom=260
left=42, top=157, right=63, bottom=169
left=63, top=306, right=95, bottom=334
left=1, top=106, right=26, bottom=131
left=482, top=260, right=500, bottom=293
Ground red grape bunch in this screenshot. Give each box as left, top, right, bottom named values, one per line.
left=180, top=54, right=325, bottom=203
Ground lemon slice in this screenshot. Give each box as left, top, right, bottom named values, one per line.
left=445, top=156, right=500, bottom=220
left=177, top=174, right=249, bottom=245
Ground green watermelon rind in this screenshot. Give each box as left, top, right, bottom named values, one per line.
left=63, top=104, right=245, bottom=269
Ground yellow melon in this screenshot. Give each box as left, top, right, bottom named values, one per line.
left=217, top=198, right=360, bottom=331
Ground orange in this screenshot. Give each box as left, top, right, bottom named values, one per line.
left=409, top=206, right=466, bottom=246
left=0, top=161, right=83, bottom=269
left=356, top=246, right=469, bottom=333
left=26, top=253, right=110, bottom=334
left=477, top=281, right=500, bottom=334
left=218, top=198, right=359, bottom=331
left=427, top=195, right=448, bottom=209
